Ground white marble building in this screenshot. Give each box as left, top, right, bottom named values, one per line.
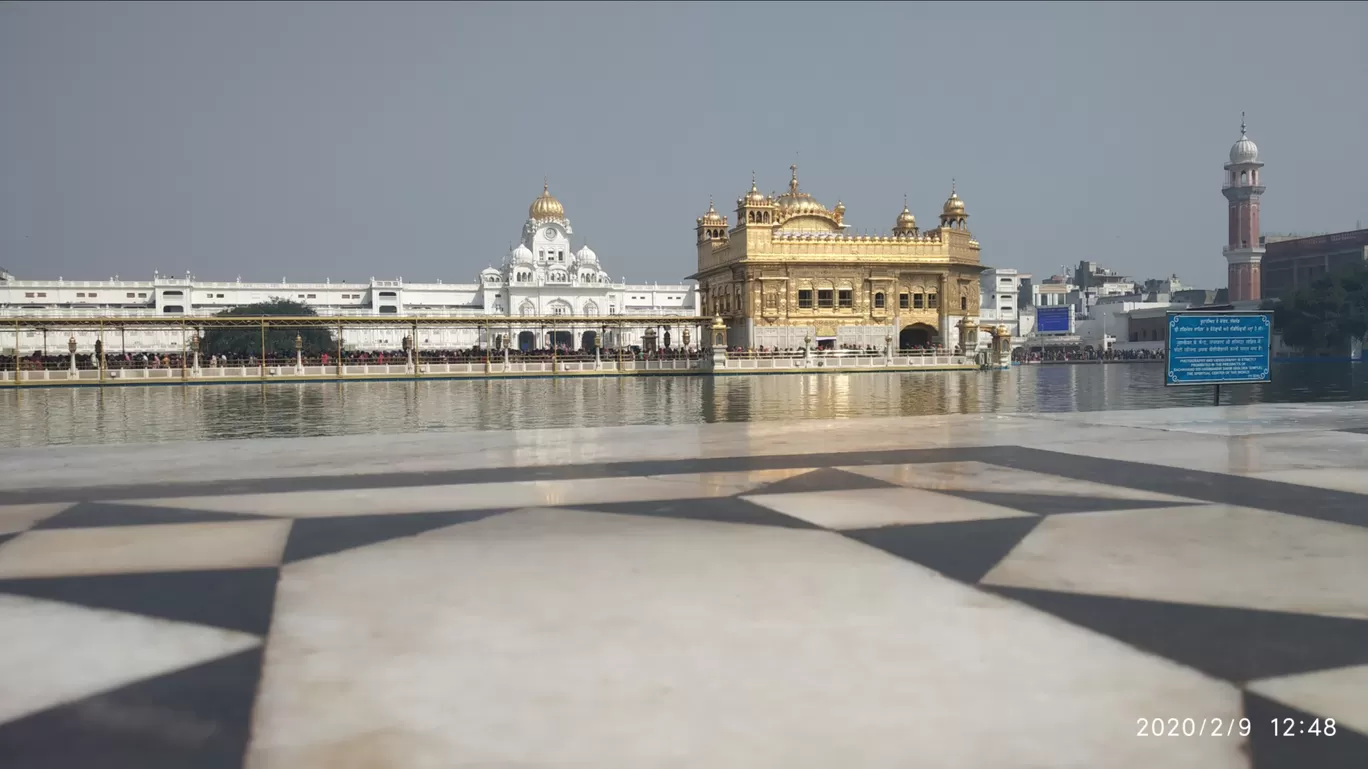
left=0, top=185, right=700, bottom=354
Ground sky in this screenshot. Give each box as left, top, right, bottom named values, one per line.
left=2, top=1, right=1365, bottom=290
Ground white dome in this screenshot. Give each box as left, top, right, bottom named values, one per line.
left=1230, top=134, right=1259, bottom=164
left=575, top=244, right=598, bottom=263
left=510, top=244, right=533, bottom=263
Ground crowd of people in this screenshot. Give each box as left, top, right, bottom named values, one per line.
left=1015, top=347, right=1166, bottom=363
left=2, top=345, right=705, bottom=371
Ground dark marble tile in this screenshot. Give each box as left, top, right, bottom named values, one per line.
left=1244, top=691, right=1368, bottom=768
left=570, top=496, right=819, bottom=529
left=0, top=568, right=279, bottom=636
left=0, top=647, right=262, bottom=769
left=283, top=509, right=511, bottom=564
left=843, top=517, right=1042, bottom=583
left=34, top=501, right=275, bottom=530
left=987, top=586, right=1368, bottom=683
left=746, top=468, right=899, bottom=495
left=934, top=489, right=1195, bottom=515
left=975, top=446, right=1368, bottom=529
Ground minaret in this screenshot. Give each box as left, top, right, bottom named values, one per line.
left=1222, top=114, right=1264, bottom=303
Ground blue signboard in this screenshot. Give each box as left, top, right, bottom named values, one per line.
left=1165, top=312, right=1272, bottom=387
left=1036, top=306, right=1070, bottom=333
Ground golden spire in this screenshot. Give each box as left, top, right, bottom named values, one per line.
left=789, top=164, right=800, bottom=194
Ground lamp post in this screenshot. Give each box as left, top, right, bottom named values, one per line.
left=885, top=334, right=893, bottom=365
left=803, top=334, right=812, bottom=363
left=402, top=334, right=413, bottom=372
left=294, top=333, right=304, bottom=373
left=191, top=333, right=201, bottom=375
left=67, top=335, right=78, bottom=375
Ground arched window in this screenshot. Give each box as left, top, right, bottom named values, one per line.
left=874, top=292, right=885, bottom=309
left=583, top=300, right=599, bottom=316
left=519, top=300, right=536, bottom=317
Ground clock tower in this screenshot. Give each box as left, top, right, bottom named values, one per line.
left=523, top=180, right=573, bottom=264
left=1222, top=114, right=1265, bottom=303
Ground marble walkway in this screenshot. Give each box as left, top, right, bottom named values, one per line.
left=2, top=403, right=1368, bottom=768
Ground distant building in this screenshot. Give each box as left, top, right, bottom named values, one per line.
left=1074, top=260, right=1135, bottom=295
left=0, top=185, right=700, bottom=352
left=978, top=267, right=1031, bottom=344
left=1260, top=228, right=1368, bottom=299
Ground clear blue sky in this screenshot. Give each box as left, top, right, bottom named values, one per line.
left=2, top=1, right=1365, bottom=288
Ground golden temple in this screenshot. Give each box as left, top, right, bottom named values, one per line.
left=693, top=166, right=985, bottom=350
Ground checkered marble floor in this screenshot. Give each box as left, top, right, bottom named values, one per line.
left=3, top=427, right=1368, bottom=767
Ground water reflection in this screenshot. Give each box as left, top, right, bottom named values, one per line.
left=2, top=362, right=1364, bottom=448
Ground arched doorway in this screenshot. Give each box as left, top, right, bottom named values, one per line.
left=581, top=330, right=598, bottom=350
left=899, top=323, right=937, bottom=350
left=517, top=331, right=536, bottom=351
left=549, top=330, right=574, bottom=349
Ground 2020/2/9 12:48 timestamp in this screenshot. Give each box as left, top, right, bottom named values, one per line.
left=1271, top=718, right=1337, bottom=736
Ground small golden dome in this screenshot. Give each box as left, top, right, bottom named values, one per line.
left=943, top=181, right=966, bottom=216
left=529, top=180, right=565, bottom=220
left=699, top=197, right=726, bottom=225
left=834, top=200, right=846, bottom=214
left=895, top=196, right=917, bottom=231
left=743, top=172, right=767, bottom=205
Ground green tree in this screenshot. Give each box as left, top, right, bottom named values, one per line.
left=1274, top=263, right=1368, bottom=352
left=201, top=299, right=335, bottom=358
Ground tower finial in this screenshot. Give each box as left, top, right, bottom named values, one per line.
left=543, top=176, right=549, bottom=193
left=1240, top=111, right=1247, bottom=136
left=751, top=170, right=757, bottom=189
left=951, top=177, right=957, bottom=195
left=903, top=193, right=908, bottom=209
left=790, top=163, right=799, bottom=193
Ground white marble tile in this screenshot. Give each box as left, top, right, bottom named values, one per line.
left=840, top=461, right=1197, bottom=502
left=1248, top=664, right=1368, bottom=736
left=0, top=520, right=291, bottom=578
left=743, top=487, right=1035, bottom=529
left=982, top=505, right=1368, bottom=619
left=247, top=508, right=1241, bottom=769
left=0, top=593, right=259, bottom=724
left=124, top=469, right=810, bottom=519
left=1244, top=467, right=1368, bottom=495
left=0, top=503, right=72, bottom=535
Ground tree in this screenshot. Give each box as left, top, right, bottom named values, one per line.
left=1274, top=263, right=1368, bottom=352
left=201, top=299, right=335, bottom=358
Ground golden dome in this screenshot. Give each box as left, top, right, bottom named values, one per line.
left=529, top=180, right=565, bottom=220
left=943, top=181, right=966, bottom=216
left=698, top=197, right=726, bottom=225
left=742, top=172, right=768, bottom=205
left=773, top=164, right=834, bottom=217
left=894, top=196, right=917, bottom=231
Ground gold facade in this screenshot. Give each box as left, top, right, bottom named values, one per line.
left=692, top=166, right=984, bottom=349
